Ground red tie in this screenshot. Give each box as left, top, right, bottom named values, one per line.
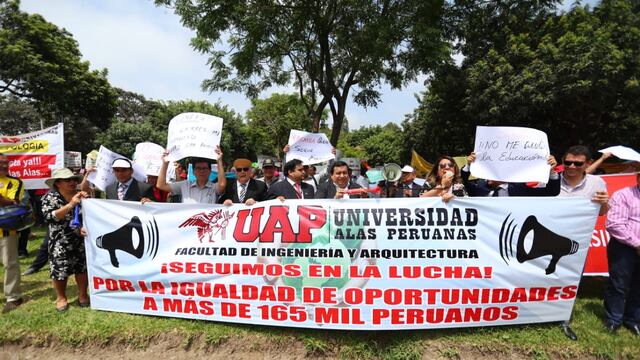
left=294, top=183, right=302, bottom=199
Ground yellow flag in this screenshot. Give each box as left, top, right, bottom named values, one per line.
left=411, top=150, right=432, bottom=177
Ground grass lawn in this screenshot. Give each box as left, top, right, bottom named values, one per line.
left=1, top=227, right=638, bottom=359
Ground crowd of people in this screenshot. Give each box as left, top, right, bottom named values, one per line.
left=0, top=142, right=638, bottom=340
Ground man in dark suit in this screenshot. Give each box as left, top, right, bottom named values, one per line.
left=220, top=158, right=267, bottom=205
left=266, top=159, right=314, bottom=200
left=393, top=165, right=424, bottom=198
left=105, top=158, right=156, bottom=203
left=461, top=152, right=560, bottom=197
left=315, top=161, right=366, bottom=199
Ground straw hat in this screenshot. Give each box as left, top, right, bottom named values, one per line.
left=45, top=168, right=83, bottom=189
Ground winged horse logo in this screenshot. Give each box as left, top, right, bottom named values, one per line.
left=178, top=209, right=235, bottom=242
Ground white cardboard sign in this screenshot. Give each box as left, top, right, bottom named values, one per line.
left=285, top=130, right=335, bottom=165
left=133, top=142, right=165, bottom=176
left=166, top=112, right=223, bottom=162
left=470, top=126, right=550, bottom=183
left=87, top=145, right=147, bottom=191
left=598, top=145, right=640, bottom=162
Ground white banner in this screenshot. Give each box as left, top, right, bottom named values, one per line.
left=1, top=123, right=64, bottom=189
left=470, top=126, right=550, bottom=183
left=166, top=112, right=223, bottom=162
left=84, top=197, right=597, bottom=330
left=286, top=130, right=334, bottom=165
left=87, top=145, right=147, bottom=191
left=133, top=142, right=164, bottom=176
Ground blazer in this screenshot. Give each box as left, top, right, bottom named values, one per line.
left=392, top=181, right=424, bottom=198
left=266, top=179, right=315, bottom=200
left=461, top=169, right=560, bottom=197
left=218, top=179, right=267, bottom=204
left=315, top=181, right=365, bottom=199
left=106, top=178, right=156, bottom=202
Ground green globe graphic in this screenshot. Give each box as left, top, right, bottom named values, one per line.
left=279, top=209, right=368, bottom=299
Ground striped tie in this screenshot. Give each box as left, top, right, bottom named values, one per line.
left=239, top=183, right=247, bottom=203
left=117, top=183, right=127, bottom=200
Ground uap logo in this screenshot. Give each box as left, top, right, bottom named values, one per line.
left=179, top=209, right=235, bottom=242
left=499, top=214, right=579, bottom=275
left=96, top=216, right=159, bottom=268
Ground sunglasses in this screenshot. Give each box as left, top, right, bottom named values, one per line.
left=563, top=160, right=585, bottom=167
left=439, top=163, right=455, bottom=169
left=236, top=167, right=251, bottom=172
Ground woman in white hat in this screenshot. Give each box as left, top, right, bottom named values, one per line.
left=41, top=168, right=89, bottom=312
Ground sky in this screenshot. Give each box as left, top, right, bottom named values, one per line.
left=20, top=0, right=597, bottom=130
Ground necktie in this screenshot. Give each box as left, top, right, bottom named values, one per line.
left=118, top=183, right=127, bottom=200
left=239, top=183, right=247, bottom=203
left=294, top=183, right=302, bottom=199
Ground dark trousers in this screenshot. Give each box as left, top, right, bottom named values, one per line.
left=29, top=229, right=49, bottom=271
left=17, top=228, right=30, bottom=255
left=604, top=238, right=640, bottom=327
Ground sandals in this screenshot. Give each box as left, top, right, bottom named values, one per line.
left=55, top=299, right=69, bottom=312
left=78, top=299, right=90, bottom=308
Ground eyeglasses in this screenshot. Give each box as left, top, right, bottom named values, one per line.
left=236, top=167, right=251, bottom=172
left=439, top=163, right=454, bottom=169
left=194, top=167, right=210, bottom=171
left=563, top=160, right=585, bottom=167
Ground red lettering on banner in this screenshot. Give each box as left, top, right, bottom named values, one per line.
left=349, top=265, right=382, bottom=278
left=308, top=264, right=341, bottom=278
left=143, top=297, right=158, bottom=311
left=296, top=206, right=326, bottom=242
left=7, top=154, right=57, bottom=179
left=234, top=207, right=265, bottom=242
left=315, top=307, right=365, bottom=324
left=0, top=137, right=21, bottom=143
left=220, top=302, right=250, bottom=318
left=302, top=287, right=337, bottom=304
left=92, top=277, right=135, bottom=292
left=260, top=206, right=295, bottom=242
left=162, top=298, right=214, bottom=315
left=138, top=280, right=165, bottom=294
left=371, top=306, right=521, bottom=325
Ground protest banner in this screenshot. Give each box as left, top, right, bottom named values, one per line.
left=64, top=151, right=82, bottom=168
left=133, top=142, right=165, bottom=176
left=583, top=173, right=638, bottom=276
left=87, top=146, right=147, bottom=191
left=286, top=130, right=335, bottom=165
left=166, top=112, right=223, bottom=162
left=84, top=197, right=597, bottom=330
left=470, top=126, right=550, bottom=183
left=1, top=123, right=64, bottom=189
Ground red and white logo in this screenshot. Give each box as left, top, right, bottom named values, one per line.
left=178, top=209, right=235, bottom=242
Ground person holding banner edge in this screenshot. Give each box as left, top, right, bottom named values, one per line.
left=41, top=168, right=90, bottom=312
left=157, top=145, right=227, bottom=204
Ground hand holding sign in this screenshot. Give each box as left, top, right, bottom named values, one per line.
left=166, top=112, right=223, bottom=162
left=470, top=126, right=551, bottom=183
left=285, top=130, right=335, bottom=165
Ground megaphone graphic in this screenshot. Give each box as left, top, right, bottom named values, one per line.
left=515, top=215, right=579, bottom=275
left=96, top=216, right=145, bottom=268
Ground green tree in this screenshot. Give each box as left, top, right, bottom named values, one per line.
left=404, top=0, right=640, bottom=160
left=155, top=0, right=448, bottom=146
left=95, top=120, right=166, bottom=158
left=0, top=95, right=41, bottom=134
left=0, top=0, right=117, bottom=152
left=245, top=93, right=313, bottom=160
left=341, top=123, right=403, bottom=165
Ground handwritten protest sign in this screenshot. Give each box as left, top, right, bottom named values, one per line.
left=470, top=126, right=550, bottom=183
left=286, top=130, right=334, bottom=165
left=87, top=146, right=146, bottom=191
left=133, top=142, right=165, bottom=176
left=598, top=145, right=640, bottom=162
left=166, top=112, right=223, bottom=162
left=64, top=151, right=82, bottom=168
left=1, top=123, right=64, bottom=189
